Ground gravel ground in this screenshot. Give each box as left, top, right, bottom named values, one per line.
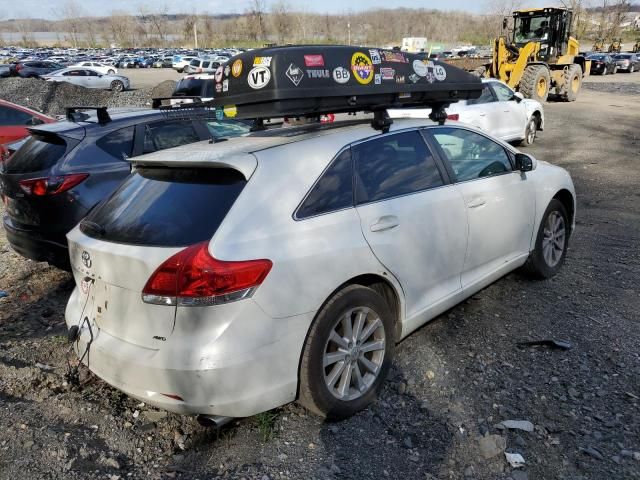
left=0, top=77, right=639, bottom=480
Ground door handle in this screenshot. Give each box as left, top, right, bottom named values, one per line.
left=478, top=113, right=486, bottom=117
left=467, top=198, right=486, bottom=209
left=370, top=216, right=399, bottom=232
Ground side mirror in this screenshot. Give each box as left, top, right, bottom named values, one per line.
left=513, top=92, right=524, bottom=102
left=27, top=116, right=45, bottom=126
left=515, top=153, right=534, bottom=172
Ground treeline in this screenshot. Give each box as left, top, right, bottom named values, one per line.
left=1, top=0, right=638, bottom=49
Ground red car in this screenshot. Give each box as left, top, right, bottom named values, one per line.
left=0, top=99, right=55, bottom=162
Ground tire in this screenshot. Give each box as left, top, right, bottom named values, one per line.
left=298, top=285, right=396, bottom=419
left=562, top=65, right=582, bottom=102
left=519, top=65, right=551, bottom=102
left=177, top=68, right=183, bottom=73
left=107, top=69, right=115, bottom=75
left=520, top=116, right=537, bottom=146
left=613, top=65, right=617, bottom=74
left=631, top=65, right=635, bottom=73
left=111, top=80, right=125, bottom=92
left=522, top=199, right=570, bottom=279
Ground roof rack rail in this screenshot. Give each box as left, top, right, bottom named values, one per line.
left=66, top=106, right=111, bottom=125
left=207, top=45, right=482, bottom=131
left=152, top=96, right=218, bottom=121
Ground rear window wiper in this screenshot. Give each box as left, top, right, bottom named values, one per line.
left=81, top=220, right=106, bottom=237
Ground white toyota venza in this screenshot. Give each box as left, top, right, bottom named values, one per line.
left=66, top=118, right=575, bottom=420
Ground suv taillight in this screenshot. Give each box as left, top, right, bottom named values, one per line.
left=142, top=242, right=272, bottom=307
left=19, top=173, right=89, bottom=196
left=447, top=114, right=460, bottom=121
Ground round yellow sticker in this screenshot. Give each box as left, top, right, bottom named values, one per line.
left=351, top=52, right=374, bottom=85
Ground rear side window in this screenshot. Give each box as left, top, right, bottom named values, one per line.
left=206, top=120, right=252, bottom=138
left=466, top=85, right=495, bottom=105
left=96, top=126, right=135, bottom=159
left=3, top=134, right=77, bottom=174
left=80, top=167, right=246, bottom=247
left=143, top=121, right=201, bottom=154
left=173, top=78, right=213, bottom=97
left=296, top=148, right=353, bottom=219
left=353, top=131, right=444, bottom=204
left=0, top=106, right=33, bottom=126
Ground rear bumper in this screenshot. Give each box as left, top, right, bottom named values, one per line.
left=65, top=286, right=315, bottom=417
left=3, top=215, right=69, bottom=269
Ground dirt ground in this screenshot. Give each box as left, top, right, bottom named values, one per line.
left=0, top=74, right=639, bottom=480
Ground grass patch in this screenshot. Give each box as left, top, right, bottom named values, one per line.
left=254, top=411, right=279, bottom=442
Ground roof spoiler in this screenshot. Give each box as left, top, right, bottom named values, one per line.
left=66, top=106, right=111, bottom=125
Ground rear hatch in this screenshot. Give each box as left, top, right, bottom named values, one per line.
left=70, top=165, right=248, bottom=349
left=0, top=130, right=82, bottom=228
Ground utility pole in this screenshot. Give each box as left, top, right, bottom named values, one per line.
left=347, top=22, right=351, bottom=45
left=194, top=21, right=198, bottom=49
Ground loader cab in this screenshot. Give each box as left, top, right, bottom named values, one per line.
left=512, top=8, right=572, bottom=61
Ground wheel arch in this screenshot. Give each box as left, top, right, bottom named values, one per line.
left=553, top=188, right=575, bottom=236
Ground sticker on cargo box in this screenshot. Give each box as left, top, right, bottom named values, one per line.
left=253, top=56, right=272, bottom=67
left=413, top=59, right=428, bottom=77
left=215, top=66, right=224, bottom=83
left=286, top=63, right=304, bottom=86
left=351, top=52, right=374, bottom=85
left=332, top=67, right=350, bottom=84
left=224, top=65, right=231, bottom=77
left=369, top=49, right=382, bottom=64
left=248, top=66, right=271, bottom=89
left=222, top=79, right=229, bottom=92
left=433, top=64, right=447, bottom=81
left=382, top=50, right=408, bottom=63
left=223, top=105, right=237, bottom=118
left=304, top=54, right=324, bottom=67
left=374, top=73, right=382, bottom=85
left=231, top=59, right=243, bottom=77
left=380, top=67, right=395, bottom=80
left=409, top=73, right=420, bottom=83
left=398, top=92, right=411, bottom=99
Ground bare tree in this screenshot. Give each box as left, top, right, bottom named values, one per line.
left=271, top=1, right=293, bottom=44
left=60, top=0, right=85, bottom=48
left=246, top=0, right=267, bottom=42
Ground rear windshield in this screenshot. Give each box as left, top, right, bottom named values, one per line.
left=3, top=134, right=78, bottom=174
left=173, top=78, right=214, bottom=98
left=80, top=167, right=246, bottom=247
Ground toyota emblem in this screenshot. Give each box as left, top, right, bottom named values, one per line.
left=81, top=250, right=92, bottom=268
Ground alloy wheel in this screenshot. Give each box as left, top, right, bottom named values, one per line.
left=323, top=307, right=386, bottom=401
left=542, top=211, right=566, bottom=268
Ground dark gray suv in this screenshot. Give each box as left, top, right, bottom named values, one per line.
left=17, top=61, right=65, bottom=78
left=0, top=108, right=252, bottom=269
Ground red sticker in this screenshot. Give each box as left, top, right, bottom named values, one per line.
left=304, top=54, right=325, bottom=67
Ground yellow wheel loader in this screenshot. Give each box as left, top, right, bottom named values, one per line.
left=631, top=39, right=640, bottom=53
left=488, top=7, right=590, bottom=102
left=592, top=39, right=605, bottom=52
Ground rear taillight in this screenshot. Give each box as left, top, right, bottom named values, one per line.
left=19, top=173, right=89, bottom=196
left=142, top=242, right=272, bottom=307
left=16, top=64, right=23, bottom=71
left=447, top=114, right=460, bottom=121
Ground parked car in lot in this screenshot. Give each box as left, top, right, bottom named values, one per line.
left=389, top=79, right=544, bottom=146
left=63, top=117, right=575, bottom=420
left=41, top=68, right=130, bottom=92
left=0, top=108, right=253, bottom=269
left=69, top=61, right=118, bottom=75
left=184, top=58, right=218, bottom=74
left=0, top=99, right=55, bottom=146
left=173, top=73, right=216, bottom=100
left=586, top=53, right=617, bottom=75
left=172, top=55, right=197, bottom=73
left=16, top=60, right=65, bottom=78
left=613, top=53, right=640, bottom=73
left=153, top=57, right=173, bottom=68
left=0, top=64, right=10, bottom=78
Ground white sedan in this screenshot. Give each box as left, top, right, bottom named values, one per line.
left=389, top=79, right=544, bottom=146
left=41, top=68, right=130, bottom=92
left=69, top=61, right=118, bottom=75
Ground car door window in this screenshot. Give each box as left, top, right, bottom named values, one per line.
left=432, top=127, right=513, bottom=182
left=64, top=69, right=84, bottom=76
left=143, top=121, right=201, bottom=153
left=0, top=106, right=33, bottom=126
left=491, top=82, right=516, bottom=102
left=296, top=148, right=353, bottom=219
left=96, top=126, right=135, bottom=160
left=466, top=85, right=495, bottom=105
left=85, top=70, right=99, bottom=76
left=353, top=130, right=444, bottom=204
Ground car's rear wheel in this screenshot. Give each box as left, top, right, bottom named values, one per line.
left=298, top=285, right=395, bottom=419
left=521, top=117, right=537, bottom=146
left=523, top=199, right=569, bottom=279
left=111, top=80, right=125, bottom=92
left=108, top=69, right=115, bottom=75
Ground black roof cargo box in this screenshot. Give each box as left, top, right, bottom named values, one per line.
left=209, top=45, right=482, bottom=120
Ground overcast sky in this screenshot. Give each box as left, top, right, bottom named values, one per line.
left=4, top=0, right=555, bottom=19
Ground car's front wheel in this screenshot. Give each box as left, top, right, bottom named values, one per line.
left=523, top=199, right=570, bottom=279
left=108, top=69, right=115, bottom=75
left=111, top=80, right=125, bottom=92
left=298, top=285, right=395, bottom=419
